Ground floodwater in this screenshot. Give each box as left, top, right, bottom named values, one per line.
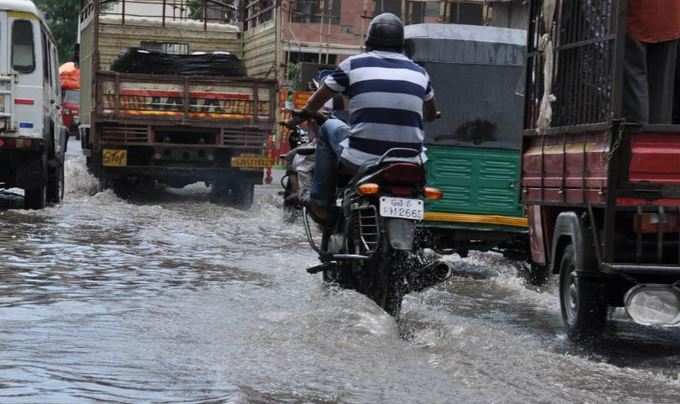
left=0, top=141, right=680, bottom=403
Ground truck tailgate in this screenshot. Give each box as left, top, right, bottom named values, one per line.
left=96, top=72, right=276, bottom=126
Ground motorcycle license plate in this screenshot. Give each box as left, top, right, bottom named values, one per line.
left=379, top=197, right=424, bottom=220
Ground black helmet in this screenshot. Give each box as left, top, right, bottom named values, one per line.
left=365, top=13, right=404, bottom=52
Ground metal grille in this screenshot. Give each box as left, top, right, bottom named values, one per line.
left=101, top=126, right=148, bottom=143
left=525, top=0, right=618, bottom=129
left=222, top=128, right=268, bottom=148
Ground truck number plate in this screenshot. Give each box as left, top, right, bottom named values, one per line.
left=231, top=155, right=272, bottom=169
left=379, top=197, right=424, bottom=220
left=102, top=149, right=128, bottom=167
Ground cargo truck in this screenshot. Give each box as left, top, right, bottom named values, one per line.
left=78, top=0, right=276, bottom=207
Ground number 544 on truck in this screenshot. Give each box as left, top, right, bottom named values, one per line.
left=78, top=0, right=276, bottom=208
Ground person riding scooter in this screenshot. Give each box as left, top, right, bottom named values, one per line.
left=287, top=13, right=439, bottom=223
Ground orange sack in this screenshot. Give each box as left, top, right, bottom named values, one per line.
left=59, top=62, right=80, bottom=90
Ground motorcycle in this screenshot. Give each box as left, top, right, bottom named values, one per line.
left=280, top=124, right=315, bottom=223
left=288, top=114, right=452, bottom=317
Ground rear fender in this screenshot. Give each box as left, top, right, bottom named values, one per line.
left=385, top=218, right=417, bottom=251
left=550, top=212, right=597, bottom=273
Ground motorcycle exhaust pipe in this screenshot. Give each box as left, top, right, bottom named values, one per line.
left=424, top=260, right=453, bottom=284
left=407, top=260, right=452, bottom=293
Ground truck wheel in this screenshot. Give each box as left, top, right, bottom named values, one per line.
left=47, top=163, right=65, bottom=204
left=25, top=185, right=47, bottom=209
left=230, top=183, right=254, bottom=210
left=559, top=245, right=607, bottom=341
left=209, top=180, right=229, bottom=203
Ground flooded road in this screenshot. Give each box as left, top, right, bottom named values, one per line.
left=1, top=141, right=680, bottom=403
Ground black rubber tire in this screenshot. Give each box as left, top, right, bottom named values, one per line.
left=526, top=262, right=550, bottom=286
left=559, top=245, right=607, bottom=341
left=25, top=152, right=48, bottom=210
left=47, top=162, right=64, bottom=204
left=25, top=185, right=47, bottom=210
left=111, top=179, right=134, bottom=198
left=363, top=238, right=403, bottom=318
left=282, top=174, right=299, bottom=223
left=230, top=183, right=254, bottom=210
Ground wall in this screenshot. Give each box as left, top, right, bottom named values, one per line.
left=242, top=18, right=278, bottom=79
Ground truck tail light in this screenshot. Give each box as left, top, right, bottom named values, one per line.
left=0, top=138, right=32, bottom=149
left=635, top=213, right=679, bottom=234
left=15, top=98, right=34, bottom=106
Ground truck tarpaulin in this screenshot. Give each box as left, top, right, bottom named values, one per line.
left=111, top=48, right=246, bottom=77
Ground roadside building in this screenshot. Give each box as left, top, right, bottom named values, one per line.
left=242, top=0, right=528, bottom=83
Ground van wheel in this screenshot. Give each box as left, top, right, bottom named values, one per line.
left=25, top=185, right=47, bottom=209
left=559, top=245, right=607, bottom=341
left=47, top=163, right=65, bottom=203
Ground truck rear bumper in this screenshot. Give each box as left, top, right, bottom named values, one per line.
left=102, top=165, right=263, bottom=184
left=602, top=263, right=680, bottom=276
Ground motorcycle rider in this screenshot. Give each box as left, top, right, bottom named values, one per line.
left=288, top=13, right=439, bottom=222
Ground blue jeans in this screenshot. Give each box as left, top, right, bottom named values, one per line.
left=311, top=118, right=350, bottom=206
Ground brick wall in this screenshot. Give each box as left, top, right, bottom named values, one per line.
left=281, top=0, right=373, bottom=49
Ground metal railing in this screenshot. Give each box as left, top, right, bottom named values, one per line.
left=87, top=0, right=238, bottom=30
left=525, top=0, right=623, bottom=130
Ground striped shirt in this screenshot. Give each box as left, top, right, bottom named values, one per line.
left=324, top=50, right=434, bottom=166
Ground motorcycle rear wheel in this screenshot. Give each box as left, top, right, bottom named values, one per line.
left=363, top=238, right=404, bottom=318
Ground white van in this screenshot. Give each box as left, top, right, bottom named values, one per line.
left=0, top=0, right=65, bottom=209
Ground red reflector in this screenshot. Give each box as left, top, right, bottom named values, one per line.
left=381, top=163, right=425, bottom=185
left=15, top=98, right=35, bottom=105
left=389, top=186, right=415, bottom=197
left=635, top=213, right=680, bottom=234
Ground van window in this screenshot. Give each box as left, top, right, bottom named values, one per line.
left=12, top=20, right=36, bottom=74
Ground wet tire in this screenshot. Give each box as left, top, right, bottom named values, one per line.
left=47, top=162, right=65, bottom=204
left=283, top=174, right=300, bottom=223
left=363, top=239, right=404, bottom=318
left=25, top=152, right=48, bottom=210
left=559, top=245, right=607, bottom=341
left=230, top=183, right=254, bottom=210
left=25, top=185, right=47, bottom=210
left=526, top=262, right=550, bottom=286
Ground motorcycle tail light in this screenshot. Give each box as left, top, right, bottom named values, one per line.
left=424, top=187, right=443, bottom=200
left=389, top=186, right=415, bottom=197
left=381, top=163, right=425, bottom=185
left=358, top=183, right=380, bottom=196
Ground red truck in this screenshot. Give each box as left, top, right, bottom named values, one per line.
left=523, top=1, right=680, bottom=340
